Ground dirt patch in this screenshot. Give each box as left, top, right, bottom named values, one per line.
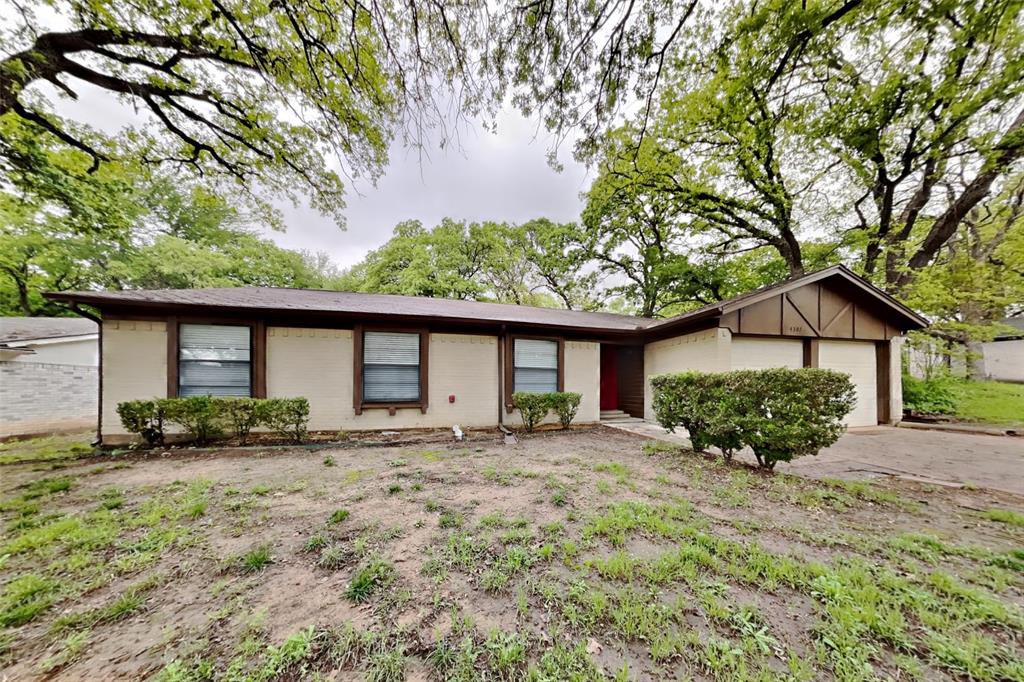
left=1, top=426, right=1021, bottom=680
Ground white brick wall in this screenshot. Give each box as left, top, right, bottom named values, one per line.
left=102, top=321, right=167, bottom=436
left=266, top=328, right=500, bottom=431
left=0, top=362, right=97, bottom=437
left=643, top=328, right=731, bottom=419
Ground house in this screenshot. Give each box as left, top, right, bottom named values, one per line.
left=46, top=265, right=927, bottom=444
left=0, top=317, right=99, bottom=438
left=977, top=319, right=1024, bottom=383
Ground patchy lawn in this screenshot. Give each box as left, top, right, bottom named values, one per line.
left=955, top=381, right=1024, bottom=426
left=1, top=428, right=1022, bottom=681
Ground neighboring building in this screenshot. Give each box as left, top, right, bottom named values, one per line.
left=0, top=317, right=99, bottom=438
left=47, top=265, right=927, bottom=444
left=906, top=318, right=1024, bottom=383
left=979, top=319, right=1024, bottom=383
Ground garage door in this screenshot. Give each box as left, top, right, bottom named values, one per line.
left=731, top=337, right=804, bottom=370
left=819, top=340, right=877, bottom=427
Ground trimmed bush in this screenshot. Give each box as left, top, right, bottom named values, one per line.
left=512, top=392, right=550, bottom=432
left=651, top=368, right=856, bottom=470
left=262, top=398, right=311, bottom=444
left=512, top=392, right=584, bottom=431
left=116, top=399, right=168, bottom=446
left=162, top=396, right=224, bottom=446
left=548, top=392, right=582, bottom=429
left=116, top=396, right=311, bottom=446
left=220, top=398, right=267, bottom=445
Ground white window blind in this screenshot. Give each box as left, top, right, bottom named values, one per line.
left=363, top=331, right=421, bottom=402
left=513, top=339, right=558, bottom=393
left=178, top=324, right=251, bottom=397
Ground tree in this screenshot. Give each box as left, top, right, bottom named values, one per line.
left=0, top=149, right=339, bottom=315
left=339, top=218, right=600, bottom=309
left=587, top=0, right=1024, bottom=291
left=903, top=175, right=1024, bottom=376
left=1, top=0, right=704, bottom=223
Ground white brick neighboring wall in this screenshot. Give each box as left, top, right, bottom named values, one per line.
left=890, top=336, right=904, bottom=424
left=0, top=362, right=97, bottom=437
left=102, top=321, right=167, bottom=436
left=266, top=328, right=500, bottom=431
left=643, top=328, right=731, bottom=420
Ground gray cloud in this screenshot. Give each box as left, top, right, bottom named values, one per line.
left=262, top=110, right=592, bottom=268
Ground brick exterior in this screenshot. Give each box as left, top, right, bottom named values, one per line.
left=0, top=361, right=98, bottom=437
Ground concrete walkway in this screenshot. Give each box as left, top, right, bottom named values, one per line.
left=606, top=421, right=1024, bottom=496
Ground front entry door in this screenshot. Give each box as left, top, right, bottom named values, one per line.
left=600, top=346, right=618, bottom=410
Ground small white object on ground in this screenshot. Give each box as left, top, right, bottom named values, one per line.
left=453, top=425, right=464, bottom=441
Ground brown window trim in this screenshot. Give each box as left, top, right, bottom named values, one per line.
left=503, top=334, right=565, bottom=413
left=167, top=316, right=266, bottom=398
left=353, top=325, right=429, bottom=415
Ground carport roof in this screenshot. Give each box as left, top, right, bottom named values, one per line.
left=46, top=265, right=927, bottom=335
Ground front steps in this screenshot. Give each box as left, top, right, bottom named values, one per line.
left=600, top=409, right=645, bottom=424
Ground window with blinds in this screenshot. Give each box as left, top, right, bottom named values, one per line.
left=363, top=331, right=421, bottom=402
left=513, top=338, right=559, bottom=393
left=178, top=324, right=252, bottom=397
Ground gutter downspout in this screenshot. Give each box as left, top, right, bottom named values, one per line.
left=498, top=325, right=506, bottom=429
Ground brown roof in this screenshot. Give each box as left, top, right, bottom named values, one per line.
left=46, top=287, right=657, bottom=332
left=0, top=317, right=98, bottom=344
left=45, top=265, right=927, bottom=334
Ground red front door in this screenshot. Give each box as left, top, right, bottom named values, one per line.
left=600, top=346, right=618, bottom=410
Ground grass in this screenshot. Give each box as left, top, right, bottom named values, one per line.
left=955, top=380, right=1024, bottom=425
left=3, top=431, right=1023, bottom=679
left=0, top=433, right=94, bottom=465
left=983, top=508, right=1024, bottom=527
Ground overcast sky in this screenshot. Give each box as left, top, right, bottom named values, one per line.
left=264, top=111, right=592, bottom=269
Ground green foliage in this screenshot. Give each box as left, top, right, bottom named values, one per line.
left=116, top=400, right=168, bottom=446
left=547, top=392, right=582, bottom=429
left=512, top=392, right=551, bottom=432
left=651, top=369, right=856, bottom=469
left=261, top=398, right=311, bottom=444
left=219, top=398, right=268, bottom=445
left=346, top=558, right=396, bottom=603
left=902, top=373, right=959, bottom=415
left=512, top=392, right=582, bottom=432
left=162, top=397, right=224, bottom=446
left=116, top=397, right=311, bottom=446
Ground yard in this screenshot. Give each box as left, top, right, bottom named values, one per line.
left=1, top=428, right=1022, bottom=681
left=955, top=381, right=1024, bottom=426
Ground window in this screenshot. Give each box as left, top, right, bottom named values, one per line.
left=178, top=324, right=251, bottom=397
left=362, top=331, right=421, bottom=403
left=513, top=338, right=559, bottom=393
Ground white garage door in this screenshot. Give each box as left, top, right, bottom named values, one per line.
left=731, top=337, right=804, bottom=370
left=819, top=340, right=877, bottom=427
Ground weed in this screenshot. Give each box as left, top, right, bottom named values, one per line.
left=346, top=558, right=397, bottom=603
left=250, top=485, right=271, bottom=496
left=329, top=508, right=351, bottom=524
left=238, top=544, right=273, bottom=572
left=387, top=459, right=408, bottom=467
left=439, top=510, right=463, bottom=529
left=982, top=508, right=1024, bottom=527
left=323, top=456, right=336, bottom=467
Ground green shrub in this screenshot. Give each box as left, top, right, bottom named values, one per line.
left=740, top=368, right=856, bottom=470
left=512, top=392, right=551, bottom=432
left=116, top=396, right=311, bottom=447
left=651, top=368, right=856, bottom=470
left=116, top=399, right=168, bottom=446
left=220, top=397, right=268, bottom=444
left=548, top=392, right=582, bottom=429
left=902, top=373, right=958, bottom=415
left=262, top=398, right=311, bottom=444
left=162, top=396, right=225, bottom=446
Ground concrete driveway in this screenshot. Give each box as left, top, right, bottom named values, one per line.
left=607, top=422, right=1024, bottom=496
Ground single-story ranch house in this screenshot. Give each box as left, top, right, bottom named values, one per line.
left=47, top=265, right=927, bottom=444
